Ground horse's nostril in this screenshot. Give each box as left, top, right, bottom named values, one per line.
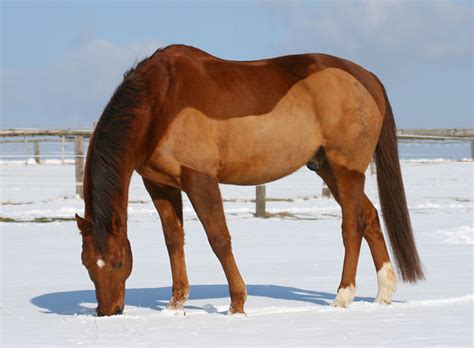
left=114, top=306, right=123, bottom=315
left=96, top=307, right=104, bottom=317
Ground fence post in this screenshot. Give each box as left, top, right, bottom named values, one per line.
left=61, top=135, right=65, bottom=164
left=74, top=136, right=84, bottom=198
left=255, top=185, right=266, bottom=217
left=24, top=137, right=29, bottom=165
left=322, top=182, right=331, bottom=198
left=34, top=141, right=41, bottom=164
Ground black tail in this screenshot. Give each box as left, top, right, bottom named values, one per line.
left=375, top=85, right=424, bottom=282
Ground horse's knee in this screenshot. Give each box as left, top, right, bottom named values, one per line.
left=208, top=233, right=232, bottom=256
left=162, top=226, right=184, bottom=250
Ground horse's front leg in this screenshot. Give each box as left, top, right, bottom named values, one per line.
left=181, top=167, right=247, bottom=314
left=143, top=178, right=190, bottom=310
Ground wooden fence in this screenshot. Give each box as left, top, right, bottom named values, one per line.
left=0, top=129, right=92, bottom=198
left=1, top=128, right=473, bottom=216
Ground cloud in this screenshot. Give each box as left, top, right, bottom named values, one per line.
left=1, top=37, right=164, bottom=128
left=261, top=0, right=472, bottom=128
left=265, top=0, right=472, bottom=69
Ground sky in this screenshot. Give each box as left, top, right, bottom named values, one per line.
left=1, top=0, right=472, bottom=129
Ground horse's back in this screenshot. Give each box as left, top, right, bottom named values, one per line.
left=138, top=46, right=385, bottom=186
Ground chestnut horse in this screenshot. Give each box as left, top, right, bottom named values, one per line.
left=75, top=45, right=423, bottom=316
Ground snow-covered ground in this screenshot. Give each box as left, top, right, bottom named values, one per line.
left=1, top=160, right=473, bottom=346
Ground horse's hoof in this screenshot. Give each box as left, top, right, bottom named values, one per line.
left=228, top=304, right=246, bottom=316
left=331, top=285, right=355, bottom=308
left=375, top=262, right=397, bottom=305
left=374, top=297, right=392, bottom=305
left=161, top=307, right=185, bottom=317
left=330, top=299, right=350, bottom=308
left=227, top=309, right=247, bottom=317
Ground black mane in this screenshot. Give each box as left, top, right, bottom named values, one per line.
left=88, top=60, right=148, bottom=250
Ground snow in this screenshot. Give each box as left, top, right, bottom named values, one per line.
left=1, top=160, right=473, bottom=346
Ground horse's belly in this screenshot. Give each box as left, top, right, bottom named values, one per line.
left=216, top=80, right=322, bottom=184
left=217, top=109, right=321, bottom=185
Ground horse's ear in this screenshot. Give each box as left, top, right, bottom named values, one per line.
left=75, top=214, right=92, bottom=236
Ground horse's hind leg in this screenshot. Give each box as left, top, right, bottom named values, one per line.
left=361, top=195, right=397, bottom=304
left=181, top=167, right=247, bottom=314
left=143, top=178, right=190, bottom=310
left=316, top=160, right=397, bottom=306
left=316, top=161, right=365, bottom=307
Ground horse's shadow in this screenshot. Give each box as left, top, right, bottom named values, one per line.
left=31, top=284, right=377, bottom=316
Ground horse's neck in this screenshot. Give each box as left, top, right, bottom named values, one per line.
left=83, top=66, right=151, bottom=240
left=83, top=134, right=137, bottom=230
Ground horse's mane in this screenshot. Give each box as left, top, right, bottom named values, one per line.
left=88, top=57, right=151, bottom=251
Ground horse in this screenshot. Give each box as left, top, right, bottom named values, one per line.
left=75, top=44, right=424, bottom=316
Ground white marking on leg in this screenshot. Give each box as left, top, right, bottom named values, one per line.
left=331, top=284, right=355, bottom=308
left=375, top=262, right=397, bottom=304
left=96, top=258, right=106, bottom=269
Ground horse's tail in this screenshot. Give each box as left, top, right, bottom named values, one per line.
left=375, top=85, right=424, bottom=283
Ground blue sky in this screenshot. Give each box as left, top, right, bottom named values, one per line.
left=1, top=0, right=472, bottom=129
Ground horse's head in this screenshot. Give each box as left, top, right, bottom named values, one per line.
left=75, top=213, right=132, bottom=316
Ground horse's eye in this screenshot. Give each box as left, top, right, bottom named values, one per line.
left=113, top=261, right=123, bottom=269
